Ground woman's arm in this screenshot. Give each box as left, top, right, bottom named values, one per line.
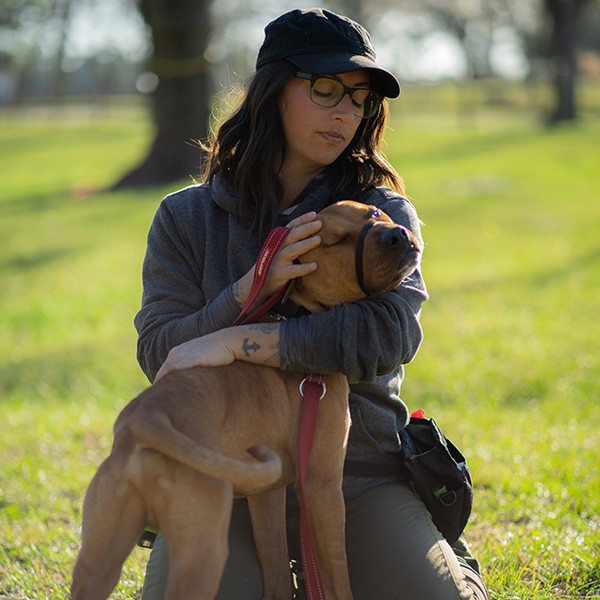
left=280, top=190, right=428, bottom=384
left=135, top=191, right=321, bottom=381
left=154, top=192, right=427, bottom=385
left=153, top=322, right=282, bottom=382
left=140, top=188, right=426, bottom=386
left=280, top=278, right=426, bottom=384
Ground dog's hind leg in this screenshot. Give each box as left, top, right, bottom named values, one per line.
left=160, top=470, right=233, bottom=600
left=71, top=458, right=146, bottom=600
left=248, top=488, right=293, bottom=600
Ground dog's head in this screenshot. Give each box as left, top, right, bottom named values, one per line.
left=287, top=200, right=422, bottom=312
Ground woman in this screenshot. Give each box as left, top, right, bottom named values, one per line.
left=135, top=8, right=488, bottom=599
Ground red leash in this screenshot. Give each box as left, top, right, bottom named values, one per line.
left=297, top=374, right=327, bottom=600
left=232, top=226, right=327, bottom=599
left=231, top=226, right=293, bottom=326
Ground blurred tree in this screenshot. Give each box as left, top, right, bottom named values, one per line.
left=1, top=0, right=74, bottom=100
left=383, top=0, right=598, bottom=122
left=386, top=0, right=510, bottom=79
left=112, top=0, right=213, bottom=188
left=543, top=0, right=593, bottom=123
left=331, top=0, right=366, bottom=22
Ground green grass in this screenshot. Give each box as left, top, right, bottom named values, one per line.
left=1, top=92, right=599, bottom=599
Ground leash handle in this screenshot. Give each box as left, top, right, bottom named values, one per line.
left=232, top=226, right=292, bottom=326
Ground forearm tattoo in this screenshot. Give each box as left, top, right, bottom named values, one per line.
left=239, top=323, right=281, bottom=364
left=248, top=323, right=278, bottom=335
left=232, top=280, right=244, bottom=307
left=242, top=338, right=260, bottom=356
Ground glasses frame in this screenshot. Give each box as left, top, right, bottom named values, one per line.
left=295, top=71, right=383, bottom=119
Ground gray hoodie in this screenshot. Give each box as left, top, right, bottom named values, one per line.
left=134, top=173, right=428, bottom=499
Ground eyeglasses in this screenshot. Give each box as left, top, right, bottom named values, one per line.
left=295, top=72, right=383, bottom=119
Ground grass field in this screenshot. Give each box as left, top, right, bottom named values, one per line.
left=1, top=91, right=599, bottom=599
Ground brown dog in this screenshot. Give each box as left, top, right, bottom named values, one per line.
left=71, top=200, right=421, bottom=600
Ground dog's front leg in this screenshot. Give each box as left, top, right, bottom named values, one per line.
left=248, top=488, right=293, bottom=600
left=299, top=478, right=353, bottom=600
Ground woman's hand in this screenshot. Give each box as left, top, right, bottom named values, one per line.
left=154, top=323, right=282, bottom=383
left=233, top=212, right=322, bottom=307
left=261, top=211, right=322, bottom=298
left=154, top=331, right=237, bottom=383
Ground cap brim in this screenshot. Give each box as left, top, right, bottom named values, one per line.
left=287, top=52, right=400, bottom=98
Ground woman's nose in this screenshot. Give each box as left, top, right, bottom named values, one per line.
left=332, top=93, right=355, bottom=118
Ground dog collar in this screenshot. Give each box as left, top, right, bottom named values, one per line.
left=269, top=299, right=311, bottom=320
left=355, top=220, right=376, bottom=295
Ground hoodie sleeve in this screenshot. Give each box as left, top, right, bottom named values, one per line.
left=279, top=189, right=428, bottom=384
left=134, top=191, right=242, bottom=382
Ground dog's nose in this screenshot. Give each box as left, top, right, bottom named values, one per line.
left=380, top=226, right=414, bottom=250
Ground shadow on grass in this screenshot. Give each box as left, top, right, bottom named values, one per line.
left=0, top=345, right=145, bottom=406
left=0, top=184, right=155, bottom=216
left=433, top=244, right=600, bottom=297
left=401, top=127, right=540, bottom=166
left=0, top=246, right=84, bottom=275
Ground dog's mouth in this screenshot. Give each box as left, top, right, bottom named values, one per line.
left=356, top=222, right=422, bottom=295
left=394, top=249, right=421, bottom=281
left=362, top=252, right=420, bottom=295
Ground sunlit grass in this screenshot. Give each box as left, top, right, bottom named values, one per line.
left=1, top=93, right=599, bottom=598
left=391, top=107, right=600, bottom=599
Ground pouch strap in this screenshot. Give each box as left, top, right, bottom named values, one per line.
left=344, top=459, right=409, bottom=479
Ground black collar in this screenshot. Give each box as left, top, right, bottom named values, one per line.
left=269, top=299, right=312, bottom=320
left=355, top=220, right=375, bottom=295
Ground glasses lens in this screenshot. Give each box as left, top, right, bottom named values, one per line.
left=361, top=92, right=382, bottom=119
left=311, top=77, right=344, bottom=107
left=350, top=89, right=371, bottom=118
left=310, top=77, right=381, bottom=119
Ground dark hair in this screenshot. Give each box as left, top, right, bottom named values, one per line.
left=201, top=60, right=404, bottom=239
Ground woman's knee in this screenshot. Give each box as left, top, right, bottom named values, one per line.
left=141, top=533, right=169, bottom=600
left=217, top=501, right=263, bottom=599
left=344, top=482, right=481, bottom=600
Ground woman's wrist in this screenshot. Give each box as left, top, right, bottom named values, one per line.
left=231, top=269, right=255, bottom=307
left=230, top=322, right=282, bottom=368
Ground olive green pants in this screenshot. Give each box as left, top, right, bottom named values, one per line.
left=141, top=482, right=488, bottom=600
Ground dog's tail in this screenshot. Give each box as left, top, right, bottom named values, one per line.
left=129, top=414, right=282, bottom=493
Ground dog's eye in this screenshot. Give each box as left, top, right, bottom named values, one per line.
left=333, top=234, right=350, bottom=246
left=323, top=234, right=350, bottom=248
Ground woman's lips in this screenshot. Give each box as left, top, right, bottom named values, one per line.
left=319, top=131, right=345, bottom=143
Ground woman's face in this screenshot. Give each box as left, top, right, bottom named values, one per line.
left=279, top=69, right=368, bottom=179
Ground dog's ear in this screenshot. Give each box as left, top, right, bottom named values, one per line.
left=284, top=272, right=331, bottom=313
left=281, top=279, right=298, bottom=304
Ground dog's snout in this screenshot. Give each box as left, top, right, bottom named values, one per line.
left=380, top=226, right=414, bottom=250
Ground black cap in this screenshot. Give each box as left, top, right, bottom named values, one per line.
left=256, top=8, right=400, bottom=98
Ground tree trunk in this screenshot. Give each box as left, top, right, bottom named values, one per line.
left=111, top=0, right=213, bottom=189
left=544, top=0, right=589, bottom=124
